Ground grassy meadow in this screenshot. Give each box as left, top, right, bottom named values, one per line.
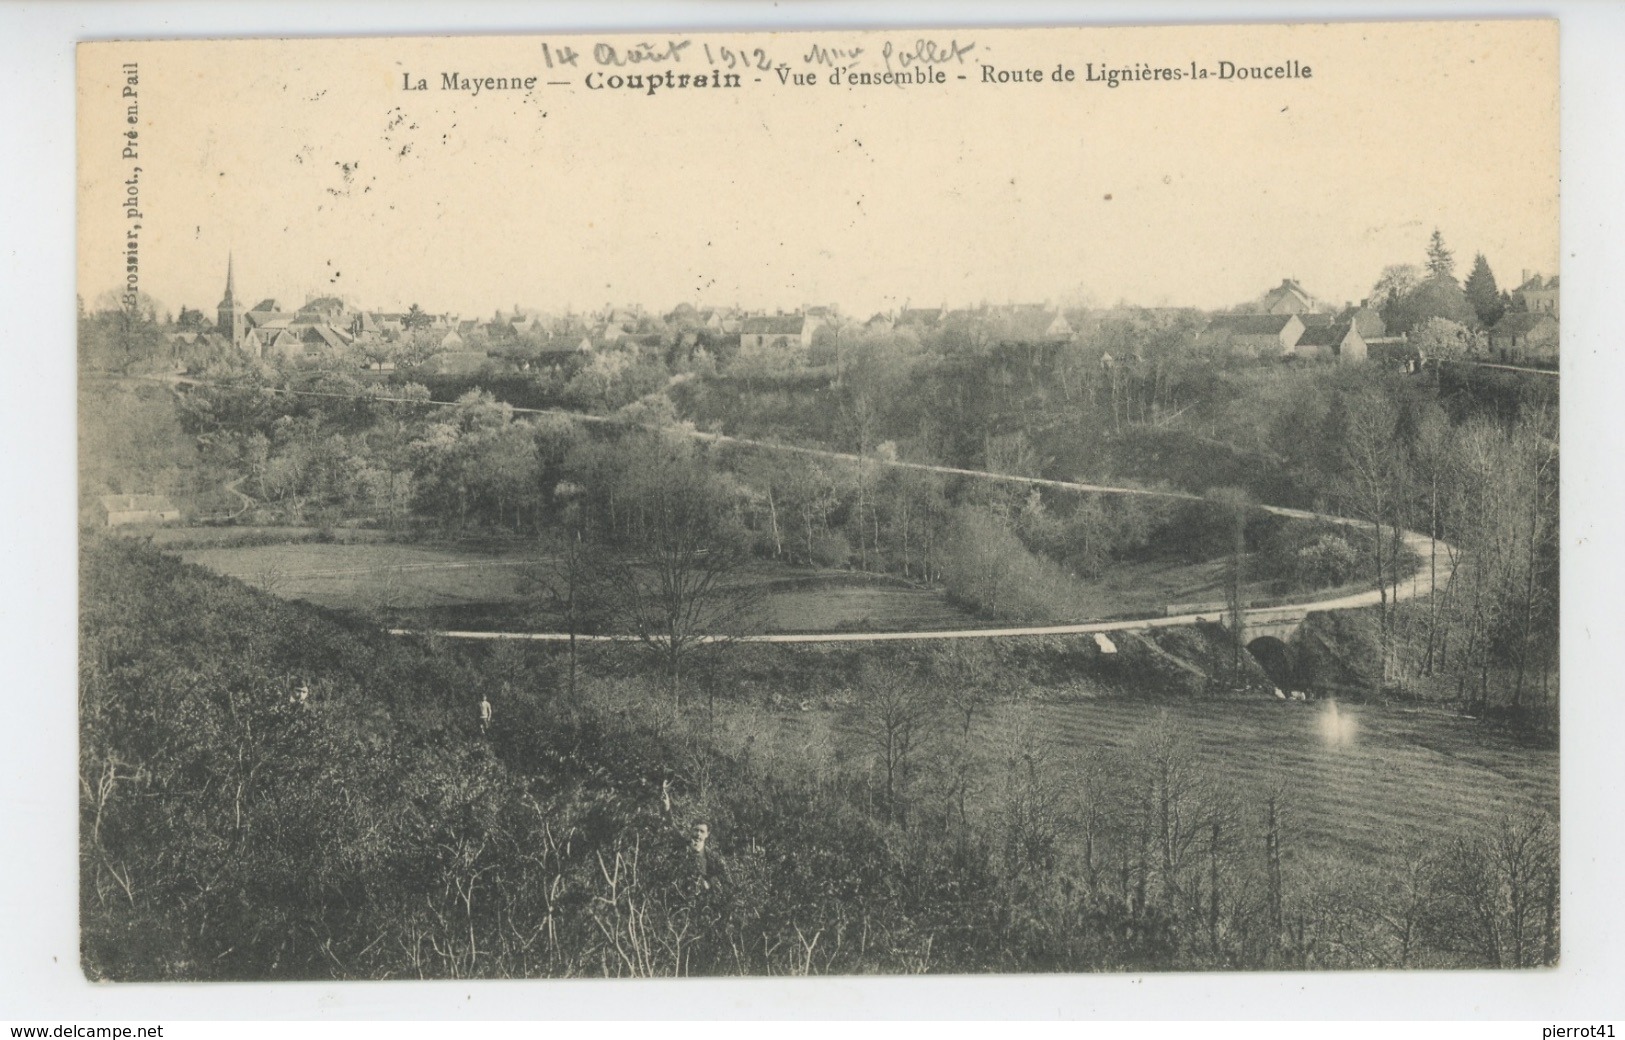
left=175, top=530, right=1364, bottom=634
left=744, top=691, right=1558, bottom=880
left=177, top=538, right=980, bottom=633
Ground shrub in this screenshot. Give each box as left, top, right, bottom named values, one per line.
left=1293, top=534, right=1361, bottom=588
left=809, top=529, right=852, bottom=568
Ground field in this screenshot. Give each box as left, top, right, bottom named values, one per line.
left=1054, top=555, right=1372, bottom=619
left=178, top=541, right=535, bottom=612
left=173, top=530, right=1363, bottom=633
left=149, top=526, right=397, bottom=548
left=176, top=539, right=978, bottom=633
left=750, top=692, right=1558, bottom=878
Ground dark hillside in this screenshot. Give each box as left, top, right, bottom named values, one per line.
left=82, top=537, right=1557, bottom=977
left=78, top=538, right=1121, bottom=978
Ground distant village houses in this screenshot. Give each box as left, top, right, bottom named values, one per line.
left=1194, top=314, right=1308, bottom=357
left=739, top=314, right=821, bottom=354
left=166, top=259, right=1563, bottom=378
left=1258, top=278, right=1316, bottom=315
left=1191, top=281, right=1383, bottom=363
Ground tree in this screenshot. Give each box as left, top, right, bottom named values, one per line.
left=1426, top=228, right=1455, bottom=280
left=1336, top=388, right=1410, bottom=688
left=80, top=293, right=170, bottom=373
left=1409, top=317, right=1476, bottom=365
left=522, top=494, right=608, bottom=700
left=1370, top=264, right=1422, bottom=307
left=603, top=437, right=763, bottom=710
left=402, top=303, right=433, bottom=331
left=992, top=712, right=1072, bottom=883
left=1369, top=264, right=1423, bottom=337
left=1122, top=712, right=1216, bottom=914
left=880, top=463, right=949, bottom=582
left=1422, top=812, right=1558, bottom=967
left=852, top=663, right=936, bottom=825
left=840, top=389, right=884, bottom=570
left=1462, top=253, right=1505, bottom=328
left=409, top=391, right=526, bottom=530
left=774, top=456, right=842, bottom=565
left=1390, top=274, right=1476, bottom=336
left=1431, top=406, right=1560, bottom=716
left=1406, top=405, right=1454, bottom=678
left=930, top=642, right=1009, bottom=828
left=1205, top=487, right=1253, bottom=683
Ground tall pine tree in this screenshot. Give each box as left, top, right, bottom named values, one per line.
left=1463, top=253, right=1505, bottom=328
left=1426, top=228, right=1455, bottom=280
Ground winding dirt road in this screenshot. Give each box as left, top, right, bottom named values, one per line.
left=155, top=374, right=1454, bottom=645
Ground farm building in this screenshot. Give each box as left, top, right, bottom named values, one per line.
left=1347, top=305, right=1386, bottom=341
left=1292, top=319, right=1367, bottom=363
left=1513, top=273, right=1560, bottom=319
left=1194, top=313, right=1306, bottom=357
left=739, top=314, right=821, bottom=354
left=1489, top=311, right=1560, bottom=366
left=98, top=494, right=181, bottom=527
left=992, top=304, right=1075, bottom=344
left=896, top=306, right=944, bottom=329
left=1259, top=278, right=1316, bottom=314
left=417, top=350, right=495, bottom=376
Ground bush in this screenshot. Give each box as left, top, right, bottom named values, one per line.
left=809, top=528, right=852, bottom=568
left=1293, top=534, right=1361, bottom=588
left=939, top=506, right=1094, bottom=623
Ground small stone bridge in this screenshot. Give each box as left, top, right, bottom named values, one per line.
left=1163, top=601, right=1312, bottom=643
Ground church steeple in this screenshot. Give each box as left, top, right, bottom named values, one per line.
left=217, top=253, right=245, bottom=347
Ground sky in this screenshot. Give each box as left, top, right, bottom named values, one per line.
left=78, top=20, right=1558, bottom=319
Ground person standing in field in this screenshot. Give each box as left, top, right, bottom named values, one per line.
left=691, top=822, right=712, bottom=888
left=480, top=693, right=493, bottom=735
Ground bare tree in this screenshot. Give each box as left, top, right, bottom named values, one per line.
left=852, top=664, right=937, bottom=825
left=930, top=642, right=1011, bottom=829
left=1337, top=389, right=1410, bottom=689
left=1205, top=488, right=1253, bottom=684
left=521, top=508, right=606, bottom=701
left=1422, top=811, right=1559, bottom=968
left=603, top=440, right=763, bottom=712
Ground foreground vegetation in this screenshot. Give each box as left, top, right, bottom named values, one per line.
left=82, top=537, right=1557, bottom=978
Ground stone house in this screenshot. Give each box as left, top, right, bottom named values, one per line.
left=98, top=494, right=181, bottom=527
left=1194, top=313, right=1306, bottom=357
left=739, top=314, right=820, bottom=354
left=1489, top=312, right=1559, bottom=366
left=1292, top=319, right=1367, bottom=362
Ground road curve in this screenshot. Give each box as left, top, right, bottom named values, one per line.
left=145, top=373, right=1453, bottom=644
left=388, top=452, right=1452, bottom=645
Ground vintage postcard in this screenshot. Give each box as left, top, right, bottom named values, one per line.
left=76, top=20, right=1559, bottom=981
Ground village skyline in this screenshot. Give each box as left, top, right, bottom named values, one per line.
left=124, top=234, right=1560, bottom=334
left=127, top=241, right=1556, bottom=379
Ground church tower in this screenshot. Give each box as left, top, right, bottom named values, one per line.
left=216, top=253, right=245, bottom=347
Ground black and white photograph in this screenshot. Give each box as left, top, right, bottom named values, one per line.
left=66, top=15, right=1568, bottom=989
